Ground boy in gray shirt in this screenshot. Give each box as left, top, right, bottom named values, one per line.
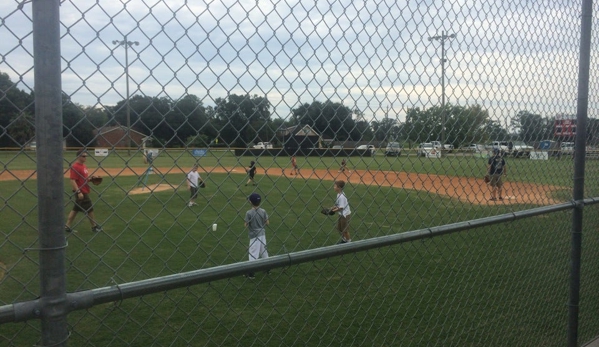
left=244, top=193, right=269, bottom=279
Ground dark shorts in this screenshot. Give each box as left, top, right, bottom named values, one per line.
left=72, top=193, right=93, bottom=213
left=337, top=214, right=351, bottom=234
left=190, top=187, right=199, bottom=199
left=490, top=174, right=503, bottom=188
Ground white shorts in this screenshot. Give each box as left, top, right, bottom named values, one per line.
left=249, top=235, right=269, bottom=261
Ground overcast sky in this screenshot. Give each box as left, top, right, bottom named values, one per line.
left=0, top=0, right=597, bottom=123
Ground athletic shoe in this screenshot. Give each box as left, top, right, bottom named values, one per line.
left=92, top=225, right=103, bottom=233
left=245, top=273, right=255, bottom=280
left=188, top=202, right=193, bottom=207
left=65, top=226, right=72, bottom=233
left=336, top=239, right=347, bottom=244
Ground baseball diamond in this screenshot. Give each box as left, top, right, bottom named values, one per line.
left=1, top=166, right=564, bottom=206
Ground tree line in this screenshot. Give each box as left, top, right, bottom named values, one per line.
left=1, top=71, right=597, bottom=149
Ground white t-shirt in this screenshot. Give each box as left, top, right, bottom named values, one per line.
left=187, top=170, right=200, bottom=188
left=335, top=192, right=351, bottom=217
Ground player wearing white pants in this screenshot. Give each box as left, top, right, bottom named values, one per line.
left=244, top=193, right=269, bottom=279
left=249, top=235, right=269, bottom=261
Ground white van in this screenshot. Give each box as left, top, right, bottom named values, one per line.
left=356, top=145, right=376, bottom=155
left=253, top=142, right=273, bottom=149
left=487, top=141, right=510, bottom=152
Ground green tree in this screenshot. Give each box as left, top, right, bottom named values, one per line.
left=404, top=106, right=439, bottom=143
left=213, top=94, right=271, bottom=148
left=445, top=104, right=489, bottom=146
left=83, top=106, right=110, bottom=128
left=484, top=119, right=509, bottom=142
left=0, top=72, right=34, bottom=147
left=513, top=111, right=551, bottom=142
left=62, top=99, right=95, bottom=147
left=7, top=112, right=35, bottom=146
left=111, top=95, right=177, bottom=146
left=169, top=95, right=209, bottom=147
left=371, top=116, right=400, bottom=141
left=269, top=118, right=286, bottom=146
left=291, top=100, right=358, bottom=141
left=405, top=104, right=491, bottom=146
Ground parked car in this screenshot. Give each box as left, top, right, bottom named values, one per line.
left=253, top=142, right=273, bottom=149
left=418, top=143, right=437, bottom=157
left=510, top=141, right=533, bottom=157
left=462, top=144, right=483, bottom=153
left=384, top=142, right=402, bottom=156
left=357, top=144, right=375, bottom=152
left=430, top=141, right=453, bottom=152
left=486, top=141, right=510, bottom=153
left=561, top=142, right=574, bottom=156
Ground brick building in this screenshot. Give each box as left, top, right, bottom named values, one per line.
left=94, top=126, right=147, bottom=148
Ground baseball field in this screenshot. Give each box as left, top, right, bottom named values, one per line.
left=1, top=149, right=598, bottom=346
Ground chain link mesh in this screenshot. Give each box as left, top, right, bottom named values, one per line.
left=1, top=0, right=599, bottom=346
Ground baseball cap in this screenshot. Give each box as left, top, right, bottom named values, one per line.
left=248, top=193, right=261, bottom=205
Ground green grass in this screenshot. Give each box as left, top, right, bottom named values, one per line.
left=1, top=150, right=599, bottom=346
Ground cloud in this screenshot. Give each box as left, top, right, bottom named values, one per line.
left=0, top=0, right=596, bottom=124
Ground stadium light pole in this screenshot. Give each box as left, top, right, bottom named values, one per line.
left=428, top=31, right=456, bottom=148
left=113, top=36, right=139, bottom=156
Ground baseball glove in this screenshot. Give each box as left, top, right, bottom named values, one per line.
left=199, top=180, right=206, bottom=188
left=90, top=176, right=103, bottom=186
left=320, top=207, right=336, bottom=216
left=484, top=174, right=490, bottom=183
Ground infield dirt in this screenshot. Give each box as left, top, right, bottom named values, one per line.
left=1, top=167, right=563, bottom=206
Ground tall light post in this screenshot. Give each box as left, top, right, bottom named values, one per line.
left=113, top=36, right=139, bottom=156
left=428, top=31, right=456, bottom=147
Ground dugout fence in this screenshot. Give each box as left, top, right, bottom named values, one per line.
left=1, top=1, right=599, bottom=346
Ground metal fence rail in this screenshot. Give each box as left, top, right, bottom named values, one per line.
left=0, top=0, right=598, bottom=346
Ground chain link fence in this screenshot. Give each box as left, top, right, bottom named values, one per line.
left=1, top=0, right=598, bottom=346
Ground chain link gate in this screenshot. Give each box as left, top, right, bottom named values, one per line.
left=1, top=0, right=599, bottom=346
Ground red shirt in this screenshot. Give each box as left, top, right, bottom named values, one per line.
left=70, top=162, right=90, bottom=194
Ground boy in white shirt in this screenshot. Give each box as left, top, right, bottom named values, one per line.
left=186, top=164, right=201, bottom=207
left=328, top=180, right=352, bottom=244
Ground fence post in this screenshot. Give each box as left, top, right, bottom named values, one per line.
left=33, top=0, right=68, bottom=346
left=568, top=0, right=593, bottom=346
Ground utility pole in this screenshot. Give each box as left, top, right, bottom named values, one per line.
left=113, top=36, right=139, bottom=156
left=428, top=31, right=456, bottom=148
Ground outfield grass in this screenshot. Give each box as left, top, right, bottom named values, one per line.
left=1, top=149, right=599, bottom=346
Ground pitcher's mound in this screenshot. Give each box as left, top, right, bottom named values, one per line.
left=128, top=184, right=176, bottom=195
